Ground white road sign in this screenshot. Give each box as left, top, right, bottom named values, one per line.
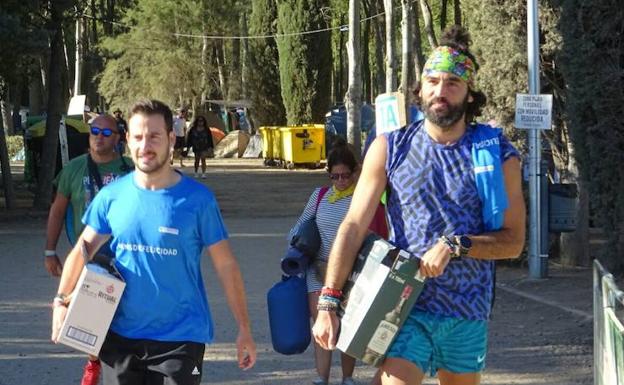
left=514, top=93, right=553, bottom=130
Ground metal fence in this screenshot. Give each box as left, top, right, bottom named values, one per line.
left=594, top=259, right=624, bottom=385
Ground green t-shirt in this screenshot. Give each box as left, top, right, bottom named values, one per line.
left=54, top=153, right=133, bottom=243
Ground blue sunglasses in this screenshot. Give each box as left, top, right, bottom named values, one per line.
left=90, top=126, right=117, bottom=137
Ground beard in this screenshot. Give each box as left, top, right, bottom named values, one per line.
left=135, top=144, right=171, bottom=174
left=423, top=93, right=469, bottom=130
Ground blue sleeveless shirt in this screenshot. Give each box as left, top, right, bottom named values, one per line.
left=384, top=120, right=519, bottom=320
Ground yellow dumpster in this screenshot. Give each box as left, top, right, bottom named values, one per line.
left=279, top=125, right=325, bottom=169
left=271, top=127, right=283, bottom=162
left=258, top=126, right=274, bottom=161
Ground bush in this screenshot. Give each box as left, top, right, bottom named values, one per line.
left=6, top=135, right=24, bottom=159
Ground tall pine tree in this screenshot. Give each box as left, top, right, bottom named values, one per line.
left=558, top=0, right=624, bottom=273
left=276, top=0, right=332, bottom=124
left=247, top=0, right=286, bottom=126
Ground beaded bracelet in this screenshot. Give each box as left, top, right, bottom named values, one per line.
left=317, top=303, right=339, bottom=312
left=319, top=295, right=341, bottom=305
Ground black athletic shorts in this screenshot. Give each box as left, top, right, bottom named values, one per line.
left=99, top=331, right=205, bottom=385
left=174, top=136, right=186, bottom=150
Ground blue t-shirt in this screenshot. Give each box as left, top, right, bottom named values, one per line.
left=385, top=120, right=519, bottom=320
left=82, top=172, right=228, bottom=343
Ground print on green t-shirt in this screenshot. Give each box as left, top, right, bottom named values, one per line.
left=54, top=154, right=133, bottom=243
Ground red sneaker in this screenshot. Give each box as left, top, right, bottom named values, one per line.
left=81, top=359, right=101, bottom=385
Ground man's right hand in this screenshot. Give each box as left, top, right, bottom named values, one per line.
left=45, top=255, right=63, bottom=277
left=312, top=310, right=340, bottom=350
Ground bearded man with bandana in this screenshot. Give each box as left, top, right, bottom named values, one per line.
left=312, top=26, right=526, bottom=385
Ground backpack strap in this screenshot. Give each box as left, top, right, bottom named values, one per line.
left=87, top=154, right=104, bottom=191
left=315, top=186, right=330, bottom=214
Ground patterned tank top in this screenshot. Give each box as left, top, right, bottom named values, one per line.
left=384, top=120, right=519, bottom=320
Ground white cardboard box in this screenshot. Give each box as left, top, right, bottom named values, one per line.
left=337, top=234, right=424, bottom=367
left=58, top=263, right=125, bottom=356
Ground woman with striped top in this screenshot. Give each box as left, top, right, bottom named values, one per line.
left=289, top=139, right=360, bottom=385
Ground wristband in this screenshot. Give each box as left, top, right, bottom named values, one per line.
left=320, top=287, right=342, bottom=299
left=44, top=250, right=57, bottom=257
left=54, top=293, right=69, bottom=305
left=52, top=298, right=67, bottom=308
left=439, top=236, right=460, bottom=259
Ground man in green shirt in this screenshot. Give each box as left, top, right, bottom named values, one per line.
left=43, top=114, right=132, bottom=385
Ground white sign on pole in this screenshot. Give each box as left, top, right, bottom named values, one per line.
left=375, top=92, right=407, bottom=135
left=514, top=93, right=553, bottom=130
left=67, top=95, right=87, bottom=117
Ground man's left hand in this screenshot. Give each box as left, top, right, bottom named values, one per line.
left=419, top=240, right=452, bottom=278
left=236, top=328, right=256, bottom=370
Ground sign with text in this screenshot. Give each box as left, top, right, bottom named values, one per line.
left=375, top=92, right=407, bottom=135
left=514, top=93, right=553, bottom=130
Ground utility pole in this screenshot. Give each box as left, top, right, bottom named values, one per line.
left=527, top=0, right=546, bottom=278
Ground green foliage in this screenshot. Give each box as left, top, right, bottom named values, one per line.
left=0, top=1, right=48, bottom=83
left=558, top=0, right=624, bottom=272
left=6, top=135, right=24, bottom=159
left=98, top=0, right=237, bottom=110
left=247, top=0, right=286, bottom=126
left=276, top=0, right=332, bottom=124
left=462, top=0, right=527, bottom=143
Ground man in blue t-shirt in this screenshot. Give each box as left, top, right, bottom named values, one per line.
left=313, top=26, right=526, bottom=385
left=51, top=99, right=256, bottom=385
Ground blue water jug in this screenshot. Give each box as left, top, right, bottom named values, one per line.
left=267, top=275, right=311, bottom=354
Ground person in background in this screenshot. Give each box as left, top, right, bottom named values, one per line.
left=289, top=138, right=387, bottom=385
left=312, top=25, right=525, bottom=385
left=51, top=99, right=256, bottom=385
left=186, top=115, right=214, bottom=179
left=113, top=109, right=128, bottom=154
left=44, top=114, right=133, bottom=385
left=172, top=108, right=188, bottom=167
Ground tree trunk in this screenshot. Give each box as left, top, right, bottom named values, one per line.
left=215, top=42, right=228, bottom=99
left=62, top=26, right=73, bottom=97
left=346, top=0, right=362, bottom=157
left=362, top=0, right=372, bottom=103
left=419, top=0, right=437, bottom=48
left=441, top=0, right=448, bottom=31
left=400, top=0, right=413, bottom=109
left=39, top=55, right=48, bottom=107
left=201, top=0, right=209, bottom=104
left=29, top=66, right=44, bottom=116
left=73, top=16, right=84, bottom=97
left=454, top=0, right=462, bottom=25
left=383, top=0, right=397, bottom=92
left=241, top=14, right=249, bottom=100
left=0, top=86, right=15, bottom=209
left=34, top=2, right=66, bottom=209
left=559, top=141, right=590, bottom=267
left=373, top=0, right=385, bottom=96
left=412, top=0, right=424, bottom=85
left=1, top=100, right=12, bottom=136
left=338, top=14, right=345, bottom=103
left=228, top=37, right=241, bottom=100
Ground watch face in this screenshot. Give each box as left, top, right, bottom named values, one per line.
left=459, top=235, right=472, bottom=249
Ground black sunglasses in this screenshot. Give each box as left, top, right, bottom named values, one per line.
left=90, top=126, right=117, bottom=137
left=329, top=172, right=352, bottom=181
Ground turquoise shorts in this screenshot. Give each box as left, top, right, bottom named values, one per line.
left=386, top=311, right=488, bottom=376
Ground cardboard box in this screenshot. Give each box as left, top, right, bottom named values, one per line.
left=337, top=234, right=425, bottom=367
left=58, top=262, right=125, bottom=356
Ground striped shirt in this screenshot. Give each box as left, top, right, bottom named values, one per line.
left=289, top=187, right=352, bottom=292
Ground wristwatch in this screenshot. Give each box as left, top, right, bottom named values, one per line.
left=454, top=235, right=472, bottom=257
left=53, top=293, right=69, bottom=307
